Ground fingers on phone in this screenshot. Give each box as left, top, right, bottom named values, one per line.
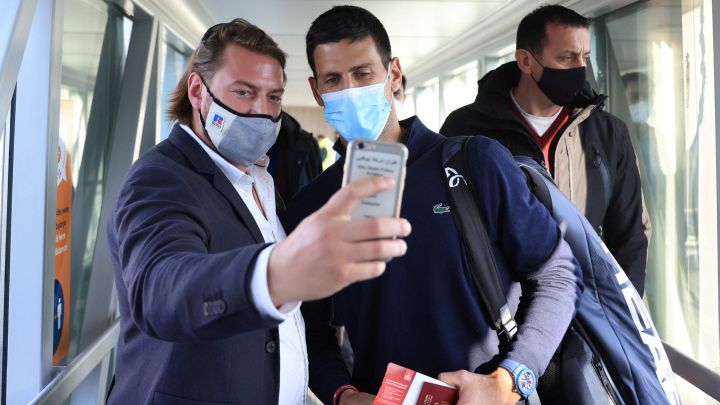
left=341, top=217, right=411, bottom=241
left=345, top=238, right=408, bottom=262
left=324, top=176, right=396, bottom=216
left=344, top=261, right=387, bottom=283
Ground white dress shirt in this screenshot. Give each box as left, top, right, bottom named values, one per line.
left=181, top=125, right=308, bottom=404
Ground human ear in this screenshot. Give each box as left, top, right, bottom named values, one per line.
left=308, top=76, right=324, bottom=107
left=188, top=72, right=206, bottom=111
left=390, top=57, right=403, bottom=94
left=515, top=49, right=533, bottom=75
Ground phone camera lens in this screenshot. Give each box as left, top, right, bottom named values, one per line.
left=358, top=142, right=365, bottom=149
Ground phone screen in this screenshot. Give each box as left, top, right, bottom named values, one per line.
left=345, top=142, right=407, bottom=219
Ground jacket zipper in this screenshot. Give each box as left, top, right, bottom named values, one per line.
left=592, top=145, right=612, bottom=221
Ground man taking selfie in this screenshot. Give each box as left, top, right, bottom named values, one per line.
left=106, top=18, right=410, bottom=404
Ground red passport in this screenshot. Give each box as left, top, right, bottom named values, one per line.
left=372, top=363, right=459, bottom=405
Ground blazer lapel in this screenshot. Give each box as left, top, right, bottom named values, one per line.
left=168, top=125, right=265, bottom=244
left=275, top=189, right=287, bottom=227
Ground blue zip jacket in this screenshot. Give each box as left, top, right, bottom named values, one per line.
left=286, top=117, right=582, bottom=404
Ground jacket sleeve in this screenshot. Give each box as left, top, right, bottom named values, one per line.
left=467, top=138, right=583, bottom=377
left=504, top=238, right=580, bottom=377
left=603, top=119, right=649, bottom=296
left=109, top=163, right=281, bottom=342
left=285, top=177, right=351, bottom=405
left=302, top=299, right=352, bottom=405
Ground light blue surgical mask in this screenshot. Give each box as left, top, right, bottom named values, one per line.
left=319, top=64, right=392, bottom=141
left=629, top=100, right=650, bottom=124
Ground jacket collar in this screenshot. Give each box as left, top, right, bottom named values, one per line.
left=168, top=123, right=218, bottom=175
left=167, top=124, right=265, bottom=244
left=473, top=62, right=522, bottom=120
left=400, top=116, right=445, bottom=165
left=330, top=116, right=443, bottom=165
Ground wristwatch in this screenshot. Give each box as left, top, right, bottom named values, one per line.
left=499, top=359, right=536, bottom=399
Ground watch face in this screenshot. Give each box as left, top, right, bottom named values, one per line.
left=518, top=370, right=536, bottom=394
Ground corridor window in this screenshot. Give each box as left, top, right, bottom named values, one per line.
left=593, top=1, right=717, bottom=401
left=415, top=79, right=440, bottom=132
left=404, top=88, right=416, bottom=117
left=441, top=61, right=478, bottom=122
left=59, top=0, right=131, bottom=364
left=160, top=29, right=192, bottom=141
left=1, top=96, right=9, bottom=229
left=0, top=91, right=11, bottom=388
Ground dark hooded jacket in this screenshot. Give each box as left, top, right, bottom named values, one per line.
left=268, top=111, right=323, bottom=203
left=441, top=62, right=649, bottom=295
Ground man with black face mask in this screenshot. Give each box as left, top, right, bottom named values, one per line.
left=441, top=5, right=650, bottom=296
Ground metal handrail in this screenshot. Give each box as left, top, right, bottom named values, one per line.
left=29, top=320, right=119, bottom=405
left=663, top=341, right=720, bottom=401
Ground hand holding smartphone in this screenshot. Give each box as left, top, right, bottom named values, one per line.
left=342, top=139, right=408, bottom=219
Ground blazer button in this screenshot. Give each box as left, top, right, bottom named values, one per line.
left=203, top=299, right=227, bottom=316
left=215, top=300, right=227, bottom=314
left=265, top=341, right=277, bottom=353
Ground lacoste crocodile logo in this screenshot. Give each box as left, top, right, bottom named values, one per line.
left=433, top=203, right=450, bottom=214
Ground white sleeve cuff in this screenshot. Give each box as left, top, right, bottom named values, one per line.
left=250, top=244, right=301, bottom=320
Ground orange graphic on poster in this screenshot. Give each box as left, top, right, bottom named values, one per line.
left=53, top=139, right=72, bottom=365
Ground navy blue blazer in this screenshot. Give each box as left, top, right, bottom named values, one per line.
left=107, top=124, right=283, bottom=404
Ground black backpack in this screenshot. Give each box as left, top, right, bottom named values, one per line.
left=442, top=136, right=680, bottom=405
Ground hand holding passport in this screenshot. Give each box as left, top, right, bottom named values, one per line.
left=372, top=363, right=459, bottom=405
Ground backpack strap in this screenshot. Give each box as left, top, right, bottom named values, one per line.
left=515, top=156, right=553, bottom=213
left=443, top=136, right=517, bottom=341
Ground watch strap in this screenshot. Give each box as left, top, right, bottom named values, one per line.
left=499, top=359, right=536, bottom=399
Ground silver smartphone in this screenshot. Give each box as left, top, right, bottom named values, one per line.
left=342, top=139, right=408, bottom=220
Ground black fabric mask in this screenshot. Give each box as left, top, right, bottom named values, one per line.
left=531, top=55, right=586, bottom=106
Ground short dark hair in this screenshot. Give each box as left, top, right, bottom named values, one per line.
left=306, top=5, right=392, bottom=77
left=517, top=5, right=590, bottom=56
left=621, top=71, right=649, bottom=89
left=168, top=18, right=287, bottom=126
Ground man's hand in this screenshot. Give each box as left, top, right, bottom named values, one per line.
left=268, top=176, right=411, bottom=305
left=438, top=369, right=520, bottom=405
left=338, top=390, right=375, bottom=405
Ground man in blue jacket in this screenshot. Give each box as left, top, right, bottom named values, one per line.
left=107, top=19, right=410, bottom=404
left=287, top=6, right=582, bottom=405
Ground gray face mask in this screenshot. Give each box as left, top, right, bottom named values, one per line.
left=201, top=86, right=281, bottom=168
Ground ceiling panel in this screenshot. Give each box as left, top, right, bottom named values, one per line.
left=196, top=0, right=510, bottom=106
